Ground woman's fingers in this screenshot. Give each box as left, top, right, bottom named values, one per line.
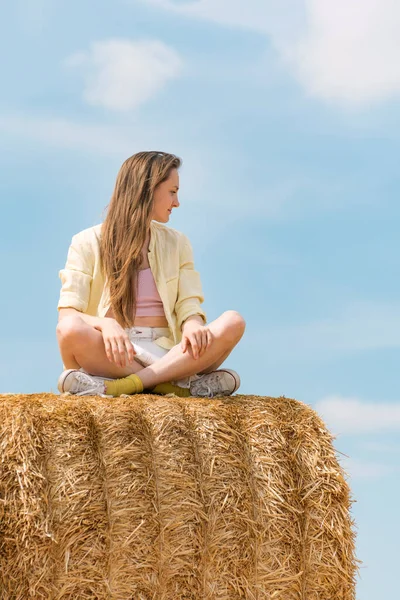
left=126, top=339, right=136, bottom=363
left=181, top=336, right=187, bottom=353
left=197, top=329, right=209, bottom=357
left=190, top=335, right=199, bottom=359
left=197, top=332, right=205, bottom=357
left=119, top=336, right=137, bottom=367
left=105, top=337, right=133, bottom=367
left=180, top=328, right=213, bottom=360
left=184, top=329, right=213, bottom=360
left=116, top=339, right=126, bottom=367
left=111, top=341, right=122, bottom=366
left=101, top=320, right=137, bottom=367
left=105, top=340, right=113, bottom=363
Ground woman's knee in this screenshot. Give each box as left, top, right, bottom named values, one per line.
left=56, top=315, right=88, bottom=343
left=221, top=310, right=246, bottom=343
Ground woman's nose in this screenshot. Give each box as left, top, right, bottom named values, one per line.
left=174, top=195, right=180, bottom=207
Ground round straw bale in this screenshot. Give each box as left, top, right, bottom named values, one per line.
left=0, top=393, right=360, bottom=599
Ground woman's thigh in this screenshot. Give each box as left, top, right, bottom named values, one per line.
left=57, top=315, right=144, bottom=376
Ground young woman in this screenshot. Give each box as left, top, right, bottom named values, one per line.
left=56, top=151, right=246, bottom=398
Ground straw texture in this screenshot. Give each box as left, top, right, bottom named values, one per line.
left=0, top=393, right=360, bottom=599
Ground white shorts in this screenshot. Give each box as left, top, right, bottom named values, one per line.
left=125, top=326, right=171, bottom=365
left=125, top=326, right=200, bottom=388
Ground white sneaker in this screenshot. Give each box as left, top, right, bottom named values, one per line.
left=172, top=373, right=201, bottom=389
left=189, top=369, right=240, bottom=398
left=58, top=369, right=114, bottom=397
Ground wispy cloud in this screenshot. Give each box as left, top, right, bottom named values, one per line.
left=359, top=441, right=400, bottom=453
left=140, top=0, right=400, bottom=107
left=257, top=300, right=400, bottom=362
left=0, top=112, right=332, bottom=223
left=315, top=394, right=400, bottom=435
left=64, top=39, right=183, bottom=111
left=139, top=0, right=303, bottom=36
left=15, top=0, right=55, bottom=34
left=0, top=113, right=136, bottom=156
left=339, top=457, right=400, bottom=479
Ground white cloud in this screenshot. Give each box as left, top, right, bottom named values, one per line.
left=292, top=0, right=400, bottom=107
left=312, top=393, right=400, bottom=480
left=64, top=39, right=183, bottom=111
left=141, top=0, right=400, bottom=107
left=315, top=394, right=400, bottom=435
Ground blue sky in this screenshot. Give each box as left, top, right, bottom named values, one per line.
left=1, top=1, right=399, bottom=597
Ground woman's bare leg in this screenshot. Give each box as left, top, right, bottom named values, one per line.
left=197, top=347, right=235, bottom=375
left=56, top=315, right=144, bottom=378
left=56, top=310, right=245, bottom=385
left=136, top=311, right=245, bottom=389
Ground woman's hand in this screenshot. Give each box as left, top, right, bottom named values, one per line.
left=181, top=317, right=213, bottom=360
left=97, top=318, right=136, bottom=368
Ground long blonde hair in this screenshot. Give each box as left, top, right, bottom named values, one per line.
left=100, top=151, right=182, bottom=329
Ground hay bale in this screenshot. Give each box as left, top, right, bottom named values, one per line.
left=0, top=393, right=360, bottom=599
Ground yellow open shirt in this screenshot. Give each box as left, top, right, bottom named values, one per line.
left=57, top=220, right=207, bottom=351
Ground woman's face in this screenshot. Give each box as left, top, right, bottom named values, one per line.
left=151, top=168, right=180, bottom=223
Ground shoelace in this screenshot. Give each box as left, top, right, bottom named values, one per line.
left=191, top=374, right=226, bottom=398
left=73, top=372, right=106, bottom=396
left=202, top=384, right=213, bottom=398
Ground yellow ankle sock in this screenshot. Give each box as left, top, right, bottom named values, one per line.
left=151, top=382, right=191, bottom=397
left=104, top=374, right=144, bottom=397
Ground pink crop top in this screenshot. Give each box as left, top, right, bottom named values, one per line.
left=104, top=268, right=166, bottom=319
left=135, top=268, right=166, bottom=317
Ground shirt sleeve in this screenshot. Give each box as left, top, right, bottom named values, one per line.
left=57, top=233, right=94, bottom=313
left=175, top=233, right=207, bottom=330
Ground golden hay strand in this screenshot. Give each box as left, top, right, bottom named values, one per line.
left=0, top=397, right=54, bottom=599
left=273, top=397, right=361, bottom=600
left=41, top=399, right=111, bottom=599
left=237, top=396, right=305, bottom=599
left=176, top=398, right=258, bottom=599
left=0, top=393, right=360, bottom=600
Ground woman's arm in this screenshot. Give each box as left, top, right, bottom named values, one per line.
left=57, top=233, right=94, bottom=315
left=181, top=314, right=204, bottom=332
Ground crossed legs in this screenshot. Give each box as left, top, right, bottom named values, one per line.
left=56, top=310, right=246, bottom=390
